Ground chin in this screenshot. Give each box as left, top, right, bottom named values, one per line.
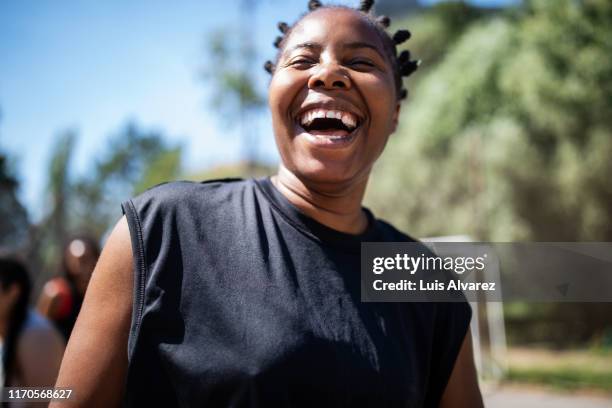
left=290, top=156, right=365, bottom=188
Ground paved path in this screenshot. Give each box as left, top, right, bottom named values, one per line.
left=484, top=386, right=612, bottom=408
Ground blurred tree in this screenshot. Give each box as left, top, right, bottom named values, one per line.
left=366, top=0, right=612, bottom=345
left=185, top=161, right=274, bottom=182
left=206, top=28, right=264, bottom=119
left=46, top=131, right=76, bottom=249
left=0, top=127, right=29, bottom=252
left=397, top=1, right=487, bottom=76
left=368, top=0, right=612, bottom=243
left=0, top=153, right=28, bottom=250
left=27, top=131, right=77, bottom=288
left=29, top=123, right=182, bottom=291
left=202, top=0, right=266, bottom=171
left=72, top=122, right=183, bottom=237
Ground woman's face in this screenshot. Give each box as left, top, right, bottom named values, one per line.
left=65, top=240, right=97, bottom=295
left=268, top=8, right=400, bottom=186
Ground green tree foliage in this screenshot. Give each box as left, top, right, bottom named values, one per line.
left=398, top=1, right=487, bottom=75
left=367, top=0, right=612, bottom=242
left=206, top=29, right=265, bottom=119
left=203, top=25, right=266, bottom=168
left=366, top=0, right=612, bottom=346
left=26, top=131, right=77, bottom=282
left=46, top=131, right=76, bottom=246
left=0, top=149, right=29, bottom=252
left=28, top=123, right=182, bottom=287
left=72, top=122, right=183, bottom=237
left=185, top=161, right=274, bottom=182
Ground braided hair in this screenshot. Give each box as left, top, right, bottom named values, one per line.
left=264, top=0, right=420, bottom=100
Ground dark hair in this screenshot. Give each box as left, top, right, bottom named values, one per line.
left=0, top=257, right=31, bottom=383
left=264, top=0, right=420, bottom=100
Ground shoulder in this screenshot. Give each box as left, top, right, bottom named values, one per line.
left=122, top=178, right=251, bottom=223
left=22, top=310, right=55, bottom=332
left=18, top=310, right=65, bottom=352
left=370, top=213, right=419, bottom=243
left=435, top=300, right=473, bottom=329
left=16, top=311, right=64, bottom=388
left=127, top=178, right=248, bottom=208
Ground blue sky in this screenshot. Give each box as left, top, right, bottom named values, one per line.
left=0, top=0, right=518, bottom=221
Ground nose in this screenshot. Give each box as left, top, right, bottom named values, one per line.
left=307, top=62, right=351, bottom=91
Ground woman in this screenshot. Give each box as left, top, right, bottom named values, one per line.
left=0, top=257, right=65, bottom=397
left=53, top=1, right=483, bottom=407
left=37, top=237, right=100, bottom=341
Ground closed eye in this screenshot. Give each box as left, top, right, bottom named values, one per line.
left=348, top=59, right=375, bottom=69
left=287, top=58, right=317, bottom=69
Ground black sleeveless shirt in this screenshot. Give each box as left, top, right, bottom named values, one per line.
left=121, top=178, right=471, bottom=408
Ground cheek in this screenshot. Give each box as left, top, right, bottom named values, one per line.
left=359, top=74, right=397, bottom=129
left=268, top=71, right=307, bottom=169
left=268, top=70, right=307, bottom=121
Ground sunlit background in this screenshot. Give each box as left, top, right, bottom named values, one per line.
left=1, top=0, right=611, bottom=406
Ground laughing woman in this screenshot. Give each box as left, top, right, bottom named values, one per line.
left=53, top=1, right=483, bottom=407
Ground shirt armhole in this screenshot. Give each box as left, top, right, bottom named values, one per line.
left=121, top=199, right=148, bottom=360
left=427, top=301, right=473, bottom=406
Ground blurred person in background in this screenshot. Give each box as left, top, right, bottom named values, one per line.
left=37, top=236, right=100, bottom=341
left=0, top=256, right=65, bottom=394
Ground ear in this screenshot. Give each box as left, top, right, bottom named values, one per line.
left=390, top=101, right=401, bottom=134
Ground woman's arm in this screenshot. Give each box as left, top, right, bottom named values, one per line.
left=50, top=217, right=133, bottom=408
left=36, top=286, right=57, bottom=319
left=439, top=330, right=484, bottom=408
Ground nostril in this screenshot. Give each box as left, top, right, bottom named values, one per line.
left=332, top=81, right=346, bottom=88
left=313, top=79, right=325, bottom=87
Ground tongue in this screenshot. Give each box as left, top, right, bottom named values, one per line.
left=309, top=129, right=350, bottom=137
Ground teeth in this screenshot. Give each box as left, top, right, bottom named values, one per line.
left=341, top=113, right=356, bottom=129
left=299, top=109, right=359, bottom=130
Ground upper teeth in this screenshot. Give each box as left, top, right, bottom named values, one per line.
left=299, top=109, right=358, bottom=130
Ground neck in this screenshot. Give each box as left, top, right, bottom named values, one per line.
left=271, top=165, right=370, bottom=235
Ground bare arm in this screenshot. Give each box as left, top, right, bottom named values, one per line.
left=439, top=330, right=484, bottom=408
left=50, top=217, right=133, bottom=408
left=36, top=288, right=57, bottom=319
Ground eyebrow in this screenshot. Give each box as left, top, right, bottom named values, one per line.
left=283, top=41, right=384, bottom=59
left=282, top=42, right=321, bottom=59
left=342, top=41, right=382, bottom=54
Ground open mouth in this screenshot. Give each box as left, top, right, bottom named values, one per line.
left=296, top=108, right=361, bottom=146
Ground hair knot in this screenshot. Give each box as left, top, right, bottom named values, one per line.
left=273, top=36, right=283, bottom=48
left=277, top=22, right=289, bottom=34
left=308, top=0, right=322, bottom=11
left=399, top=60, right=419, bottom=77
left=359, top=0, right=375, bottom=13
left=376, top=15, right=390, bottom=28
left=398, top=50, right=411, bottom=64
left=263, top=60, right=274, bottom=74
left=393, top=29, right=412, bottom=45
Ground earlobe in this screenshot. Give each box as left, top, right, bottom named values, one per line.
left=391, top=102, right=401, bottom=133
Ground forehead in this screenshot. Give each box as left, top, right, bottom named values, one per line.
left=286, top=8, right=385, bottom=51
